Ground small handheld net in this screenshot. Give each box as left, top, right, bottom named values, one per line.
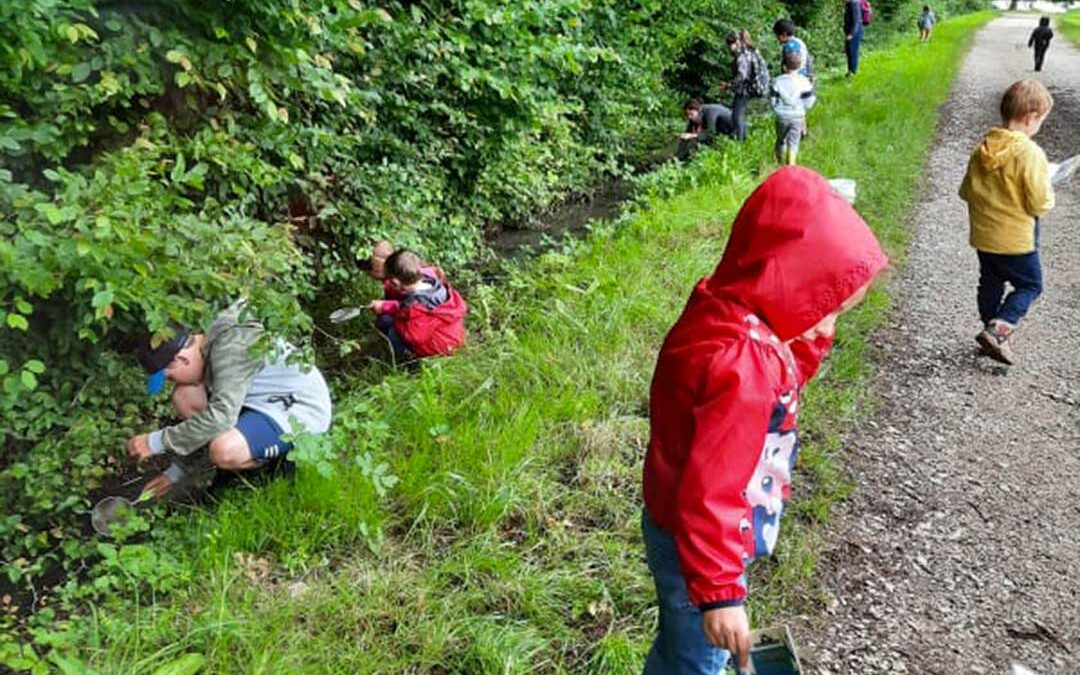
left=329, top=307, right=364, bottom=324
left=91, top=496, right=136, bottom=536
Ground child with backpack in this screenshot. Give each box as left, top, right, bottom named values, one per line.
left=717, top=30, right=769, bottom=142
left=641, top=166, right=887, bottom=674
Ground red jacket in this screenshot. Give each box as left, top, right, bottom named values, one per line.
left=643, top=166, right=887, bottom=608
left=378, top=275, right=468, bottom=358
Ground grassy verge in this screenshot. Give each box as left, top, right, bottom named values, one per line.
left=1058, top=12, right=1080, bottom=44
left=6, top=11, right=995, bottom=674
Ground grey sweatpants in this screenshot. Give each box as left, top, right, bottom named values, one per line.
left=775, top=116, right=806, bottom=163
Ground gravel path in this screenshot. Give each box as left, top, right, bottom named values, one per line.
left=796, top=16, right=1080, bottom=675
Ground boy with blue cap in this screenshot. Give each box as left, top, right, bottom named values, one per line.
left=128, top=300, right=332, bottom=497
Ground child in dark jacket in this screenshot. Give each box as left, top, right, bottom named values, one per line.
left=369, top=250, right=467, bottom=361
left=1029, top=17, right=1053, bottom=72
left=641, top=167, right=887, bottom=674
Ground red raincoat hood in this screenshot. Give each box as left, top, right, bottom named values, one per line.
left=705, top=166, right=888, bottom=341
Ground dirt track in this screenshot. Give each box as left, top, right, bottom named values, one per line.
left=797, top=15, right=1080, bottom=674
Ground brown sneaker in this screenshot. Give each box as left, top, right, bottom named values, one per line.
left=976, top=319, right=1015, bottom=365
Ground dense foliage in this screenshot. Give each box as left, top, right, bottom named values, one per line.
left=2, top=0, right=987, bottom=667
left=4, top=0, right=801, bottom=629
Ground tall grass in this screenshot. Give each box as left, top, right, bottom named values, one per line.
left=59, top=11, right=996, bottom=674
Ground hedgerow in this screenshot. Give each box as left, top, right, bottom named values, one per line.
left=1, top=0, right=987, bottom=659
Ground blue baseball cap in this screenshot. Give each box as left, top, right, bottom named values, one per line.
left=134, top=324, right=189, bottom=396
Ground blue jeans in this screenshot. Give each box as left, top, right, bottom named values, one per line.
left=642, top=511, right=733, bottom=675
left=977, top=248, right=1043, bottom=326
left=731, top=94, right=749, bottom=142
left=375, top=314, right=411, bottom=361
left=846, top=31, right=863, bottom=74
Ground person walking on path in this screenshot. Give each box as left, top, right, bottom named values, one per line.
left=844, top=0, right=865, bottom=76
left=959, top=79, right=1054, bottom=365
left=918, top=5, right=936, bottom=42
left=641, top=167, right=887, bottom=675
left=1029, top=17, right=1053, bottom=72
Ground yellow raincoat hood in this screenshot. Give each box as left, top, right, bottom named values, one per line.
left=959, top=127, right=1053, bottom=255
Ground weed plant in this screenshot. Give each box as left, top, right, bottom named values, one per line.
left=1, top=11, right=996, bottom=675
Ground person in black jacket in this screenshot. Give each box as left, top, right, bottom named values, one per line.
left=844, top=0, right=865, bottom=76
left=1029, top=17, right=1053, bottom=72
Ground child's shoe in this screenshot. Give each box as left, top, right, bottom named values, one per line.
left=976, top=319, right=1015, bottom=365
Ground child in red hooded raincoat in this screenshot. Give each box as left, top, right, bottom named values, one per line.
left=641, top=166, right=888, bottom=674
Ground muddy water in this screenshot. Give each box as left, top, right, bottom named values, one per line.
left=486, top=180, right=632, bottom=258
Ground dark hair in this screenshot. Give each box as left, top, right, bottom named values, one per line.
left=725, top=31, right=740, bottom=46
left=773, top=18, right=796, bottom=38
left=923, top=5, right=930, bottom=11
left=384, top=249, right=424, bottom=285
left=782, top=49, right=803, bottom=73
left=1039, top=16, right=1050, bottom=27
left=684, top=98, right=703, bottom=112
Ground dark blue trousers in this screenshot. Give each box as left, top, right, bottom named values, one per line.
left=977, top=248, right=1043, bottom=326
left=375, top=314, right=412, bottom=361
left=846, top=32, right=863, bottom=74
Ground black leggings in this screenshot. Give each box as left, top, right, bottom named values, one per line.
left=1035, top=46, right=1048, bottom=72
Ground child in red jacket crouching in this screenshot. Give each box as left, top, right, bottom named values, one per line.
left=641, top=166, right=888, bottom=674
left=369, top=249, right=467, bottom=362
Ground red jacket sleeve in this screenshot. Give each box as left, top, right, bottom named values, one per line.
left=378, top=300, right=401, bottom=315
left=788, top=333, right=834, bottom=388
left=675, top=340, right=776, bottom=607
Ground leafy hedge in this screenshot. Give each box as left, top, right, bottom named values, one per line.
left=0, top=0, right=987, bottom=634
left=3, top=0, right=803, bottom=610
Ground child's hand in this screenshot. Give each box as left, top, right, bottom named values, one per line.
left=126, top=434, right=152, bottom=462
left=702, top=605, right=751, bottom=670
left=141, top=473, right=173, bottom=499
left=368, top=300, right=383, bottom=313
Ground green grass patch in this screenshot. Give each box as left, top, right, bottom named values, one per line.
left=2, top=11, right=995, bottom=675
left=1058, top=12, right=1080, bottom=45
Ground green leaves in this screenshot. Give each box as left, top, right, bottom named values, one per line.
left=71, top=62, right=91, bottom=83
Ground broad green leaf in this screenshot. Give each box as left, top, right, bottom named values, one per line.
left=91, top=289, right=114, bottom=309
left=72, top=63, right=92, bottom=83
